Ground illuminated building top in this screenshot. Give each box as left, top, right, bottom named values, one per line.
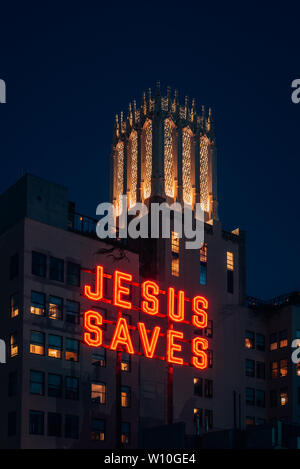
left=110, top=82, right=219, bottom=222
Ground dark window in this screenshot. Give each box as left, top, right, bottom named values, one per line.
left=256, top=389, right=265, bottom=408
left=121, top=386, right=131, bottom=408
left=29, top=410, right=44, bottom=435
left=246, top=387, right=255, bottom=406
left=246, top=416, right=255, bottom=427
left=227, top=270, right=233, bottom=293
left=10, top=253, right=19, bottom=280
left=8, top=411, right=16, bottom=436
left=8, top=371, right=17, bottom=397
left=207, top=350, right=213, bottom=368
left=270, top=390, right=277, bottom=408
left=245, top=330, right=255, bottom=349
left=48, top=412, right=61, bottom=437
left=200, top=263, right=207, bottom=285
left=121, top=422, right=130, bottom=446
left=121, top=352, right=131, bottom=372
left=65, top=376, right=79, bottom=400
left=65, top=415, right=79, bottom=439
left=48, top=296, right=63, bottom=320
left=66, top=300, right=80, bottom=324
left=92, top=349, right=106, bottom=367
left=204, top=320, right=213, bottom=338
left=256, top=333, right=265, bottom=351
left=48, top=373, right=62, bottom=398
left=194, top=408, right=202, bottom=435
left=91, top=418, right=105, bottom=441
left=270, top=333, right=278, bottom=351
left=67, top=262, right=80, bottom=286
left=30, top=331, right=45, bottom=355
left=256, top=362, right=265, bottom=380
left=65, top=338, right=79, bottom=362
left=256, top=418, right=266, bottom=425
left=48, top=334, right=63, bottom=359
left=194, top=377, right=202, bottom=396
left=49, top=257, right=64, bottom=282
left=31, top=291, right=46, bottom=316
left=10, top=293, right=19, bottom=318
left=32, top=251, right=47, bottom=277
left=204, top=409, right=213, bottom=429
left=30, top=370, right=44, bottom=395
left=245, top=359, right=255, bottom=377
left=204, top=379, right=213, bottom=398
left=279, top=330, right=288, bottom=348
left=298, top=388, right=300, bottom=405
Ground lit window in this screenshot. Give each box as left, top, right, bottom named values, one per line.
left=171, top=257, right=179, bottom=277
left=194, top=377, right=202, bottom=396
left=200, top=243, right=207, bottom=285
left=271, top=361, right=278, bottom=379
left=30, top=291, right=45, bottom=316
left=48, top=334, right=62, bottom=359
left=49, top=257, right=64, bottom=282
left=48, top=373, right=62, bottom=398
left=204, top=320, right=213, bottom=338
left=121, top=386, right=131, bottom=408
left=91, top=382, right=106, bottom=404
left=171, top=231, right=179, bottom=253
left=30, top=331, right=45, bottom=355
left=30, top=370, right=44, bottom=395
left=121, top=422, right=130, bottom=446
left=92, top=349, right=106, bottom=367
left=65, top=338, right=79, bottom=362
left=207, top=350, right=213, bottom=368
left=121, top=352, right=131, bottom=372
left=48, top=296, right=63, bottom=320
left=66, top=300, right=80, bottom=324
left=297, top=363, right=300, bottom=377
left=270, top=333, right=278, bottom=351
left=245, top=359, right=255, bottom=377
left=227, top=252, right=234, bottom=270
left=279, top=359, right=288, bottom=377
left=91, top=418, right=105, bottom=441
left=32, top=251, right=47, bottom=277
left=279, top=330, right=288, bottom=348
left=10, top=333, right=18, bottom=357
left=65, top=376, right=79, bottom=400
left=10, top=293, right=19, bottom=318
left=245, top=330, right=255, bottom=349
left=280, top=389, right=288, bottom=406
left=194, top=408, right=202, bottom=435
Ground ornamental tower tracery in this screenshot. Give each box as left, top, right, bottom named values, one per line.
left=110, top=82, right=218, bottom=222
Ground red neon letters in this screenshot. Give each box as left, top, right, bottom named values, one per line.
left=83, top=265, right=210, bottom=370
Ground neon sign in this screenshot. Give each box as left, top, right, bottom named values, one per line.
left=83, top=265, right=209, bottom=369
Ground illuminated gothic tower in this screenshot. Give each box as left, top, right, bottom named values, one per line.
left=110, top=82, right=219, bottom=222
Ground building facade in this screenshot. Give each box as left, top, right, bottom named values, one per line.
left=0, top=85, right=299, bottom=449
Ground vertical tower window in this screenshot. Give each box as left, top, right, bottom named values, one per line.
left=10, top=333, right=18, bottom=357
left=199, top=137, right=209, bottom=212
left=171, top=231, right=179, bottom=277
left=164, top=119, right=174, bottom=198
left=121, top=386, right=131, bottom=408
left=144, top=120, right=152, bottom=199
left=115, top=141, right=124, bottom=216
left=226, top=251, right=234, bottom=293
left=121, top=352, right=131, bottom=372
left=10, top=293, right=19, bottom=318
left=182, top=127, right=192, bottom=205
left=129, top=131, right=138, bottom=207
left=200, top=243, right=207, bottom=285
left=194, top=408, right=202, bottom=435
left=121, top=422, right=130, bottom=446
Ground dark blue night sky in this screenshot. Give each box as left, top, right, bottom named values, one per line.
left=0, top=4, right=299, bottom=299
